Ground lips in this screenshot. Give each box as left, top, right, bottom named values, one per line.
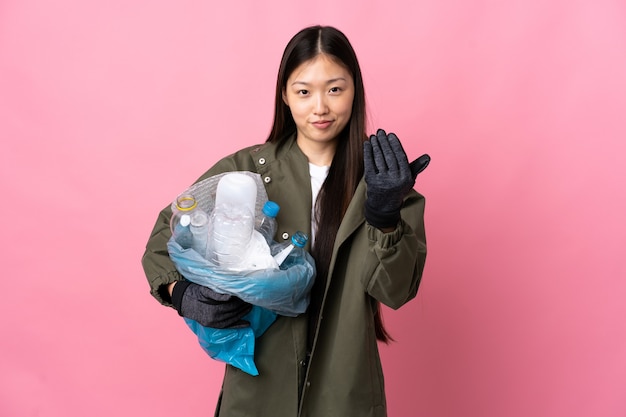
left=312, top=120, right=333, bottom=129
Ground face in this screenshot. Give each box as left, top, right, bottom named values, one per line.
left=282, top=54, right=355, bottom=153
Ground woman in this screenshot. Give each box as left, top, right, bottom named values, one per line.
left=142, top=25, right=428, bottom=417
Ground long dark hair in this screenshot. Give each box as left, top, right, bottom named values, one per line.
left=266, top=26, right=392, bottom=343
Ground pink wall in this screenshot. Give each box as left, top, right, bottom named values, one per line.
left=1, top=1, right=625, bottom=416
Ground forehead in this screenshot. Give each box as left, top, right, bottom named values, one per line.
left=287, top=54, right=352, bottom=83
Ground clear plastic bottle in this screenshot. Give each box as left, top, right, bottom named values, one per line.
left=189, top=209, right=209, bottom=258
left=272, top=231, right=308, bottom=267
left=170, top=194, right=200, bottom=249
left=257, top=201, right=280, bottom=244
left=215, top=173, right=257, bottom=217
left=207, top=203, right=255, bottom=269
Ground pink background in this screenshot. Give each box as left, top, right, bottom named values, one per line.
left=1, top=0, right=625, bottom=416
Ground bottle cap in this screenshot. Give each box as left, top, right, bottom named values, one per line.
left=179, top=214, right=191, bottom=227
left=291, top=231, right=308, bottom=248
left=262, top=201, right=280, bottom=218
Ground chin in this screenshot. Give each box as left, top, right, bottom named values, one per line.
left=315, top=133, right=339, bottom=143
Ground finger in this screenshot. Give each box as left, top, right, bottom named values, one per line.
left=409, top=154, right=431, bottom=179
left=370, top=132, right=388, bottom=172
left=363, top=140, right=377, bottom=174
left=376, top=129, right=398, bottom=171
left=387, top=133, right=411, bottom=176
left=227, top=302, right=253, bottom=316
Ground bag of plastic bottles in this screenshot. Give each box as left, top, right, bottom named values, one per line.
left=167, top=171, right=316, bottom=316
left=167, top=171, right=316, bottom=376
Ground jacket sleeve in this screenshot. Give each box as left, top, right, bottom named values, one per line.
left=361, top=190, right=427, bottom=310
left=141, top=149, right=257, bottom=306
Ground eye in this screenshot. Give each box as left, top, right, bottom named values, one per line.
left=329, top=87, right=342, bottom=93
left=297, top=89, right=309, bottom=96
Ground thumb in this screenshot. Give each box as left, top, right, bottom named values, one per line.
left=409, top=154, right=431, bottom=179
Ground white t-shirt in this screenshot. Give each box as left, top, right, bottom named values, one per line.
left=309, top=163, right=330, bottom=245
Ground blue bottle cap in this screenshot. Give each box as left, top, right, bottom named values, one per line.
left=291, top=231, right=308, bottom=248
left=262, top=201, right=280, bottom=218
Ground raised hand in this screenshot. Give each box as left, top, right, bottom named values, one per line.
left=363, top=129, right=430, bottom=229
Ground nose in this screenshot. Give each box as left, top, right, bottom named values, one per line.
left=312, top=93, right=328, bottom=115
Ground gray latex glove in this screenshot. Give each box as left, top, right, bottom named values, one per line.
left=171, top=281, right=252, bottom=329
left=363, top=129, right=430, bottom=229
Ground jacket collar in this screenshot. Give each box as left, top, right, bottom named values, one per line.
left=251, top=134, right=304, bottom=170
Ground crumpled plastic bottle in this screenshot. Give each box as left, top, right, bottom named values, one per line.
left=272, top=231, right=308, bottom=268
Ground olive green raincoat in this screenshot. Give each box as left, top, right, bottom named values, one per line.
left=142, top=136, right=427, bottom=417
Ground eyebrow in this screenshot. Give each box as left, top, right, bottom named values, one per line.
left=290, top=78, right=348, bottom=86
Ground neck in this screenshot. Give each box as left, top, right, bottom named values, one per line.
left=296, top=138, right=336, bottom=166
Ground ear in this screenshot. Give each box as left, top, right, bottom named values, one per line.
left=282, top=89, right=289, bottom=107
